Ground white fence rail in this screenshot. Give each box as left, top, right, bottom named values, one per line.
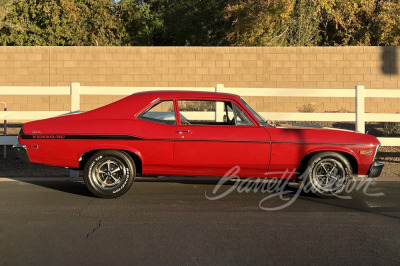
left=1, top=83, right=400, bottom=146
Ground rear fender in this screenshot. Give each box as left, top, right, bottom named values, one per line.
left=78, top=144, right=144, bottom=163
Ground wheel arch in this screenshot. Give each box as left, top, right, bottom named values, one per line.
left=297, top=149, right=359, bottom=178
left=78, top=146, right=143, bottom=174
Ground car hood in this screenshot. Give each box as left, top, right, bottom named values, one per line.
left=264, top=123, right=380, bottom=147
left=276, top=123, right=356, bottom=133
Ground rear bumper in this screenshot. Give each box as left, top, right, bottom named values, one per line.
left=12, top=144, right=30, bottom=162
left=368, top=162, right=384, bottom=178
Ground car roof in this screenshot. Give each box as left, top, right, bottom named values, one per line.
left=132, top=90, right=240, bottom=100
left=77, top=90, right=243, bottom=120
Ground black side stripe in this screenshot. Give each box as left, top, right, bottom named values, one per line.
left=176, top=139, right=270, bottom=144
left=20, top=133, right=269, bottom=143
left=271, top=141, right=365, bottom=146
left=20, top=134, right=142, bottom=140
left=66, top=135, right=141, bottom=140
left=19, top=132, right=364, bottom=146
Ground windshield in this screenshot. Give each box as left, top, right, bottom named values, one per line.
left=240, top=98, right=267, bottom=126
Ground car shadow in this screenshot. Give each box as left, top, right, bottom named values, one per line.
left=281, top=181, right=400, bottom=218
left=5, top=177, right=93, bottom=197
left=5, top=176, right=400, bottom=218
left=5, top=175, right=297, bottom=197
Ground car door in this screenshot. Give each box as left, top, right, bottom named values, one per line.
left=173, top=98, right=271, bottom=177
left=134, top=99, right=177, bottom=174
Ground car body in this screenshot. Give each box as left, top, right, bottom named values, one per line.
left=13, top=91, right=384, bottom=198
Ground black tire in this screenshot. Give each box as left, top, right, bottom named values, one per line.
left=83, top=150, right=135, bottom=198
left=302, top=151, right=353, bottom=198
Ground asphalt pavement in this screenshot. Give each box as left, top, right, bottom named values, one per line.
left=0, top=176, right=399, bottom=266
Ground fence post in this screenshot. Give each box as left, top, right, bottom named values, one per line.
left=215, top=83, right=224, bottom=92
left=70, top=82, right=81, bottom=112
left=215, top=84, right=225, bottom=122
left=70, top=82, right=81, bottom=178
left=355, top=85, right=365, bottom=133
left=0, top=102, right=7, bottom=159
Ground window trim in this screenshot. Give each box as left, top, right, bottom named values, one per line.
left=240, top=98, right=267, bottom=126
left=175, top=98, right=256, bottom=127
left=232, top=103, right=254, bottom=126
left=137, top=100, right=177, bottom=125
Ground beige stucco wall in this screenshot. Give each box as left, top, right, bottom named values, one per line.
left=0, top=46, right=399, bottom=113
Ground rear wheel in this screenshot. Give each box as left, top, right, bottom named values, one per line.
left=303, top=152, right=353, bottom=197
left=83, top=150, right=135, bottom=198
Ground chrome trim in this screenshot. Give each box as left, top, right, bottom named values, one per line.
left=12, top=144, right=26, bottom=149
left=368, top=162, right=384, bottom=178
left=373, top=144, right=380, bottom=162
left=12, top=144, right=30, bottom=162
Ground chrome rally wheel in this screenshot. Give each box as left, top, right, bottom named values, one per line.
left=84, top=150, right=135, bottom=198
left=306, top=152, right=352, bottom=197
left=93, top=158, right=126, bottom=189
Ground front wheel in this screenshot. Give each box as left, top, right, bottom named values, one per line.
left=83, top=150, right=136, bottom=198
left=303, top=152, right=353, bottom=197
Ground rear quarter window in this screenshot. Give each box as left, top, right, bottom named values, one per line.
left=138, top=101, right=176, bottom=125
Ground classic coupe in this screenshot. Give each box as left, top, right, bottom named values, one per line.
left=13, top=91, right=383, bottom=198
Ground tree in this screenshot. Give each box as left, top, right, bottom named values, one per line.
left=1, top=0, right=400, bottom=46
left=224, top=0, right=320, bottom=46
left=117, top=0, right=162, bottom=46
left=224, top=0, right=381, bottom=46
left=0, top=0, right=122, bottom=46
left=0, top=0, right=11, bottom=27
left=147, top=0, right=228, bottom=46
left=375, top=0, right=400, bottom=46
left=287, top=0, right=321, bottom=46
left=76, top=0, right=122, bottom=46
left=0, top=0, right=24, bottom=30
left=317, top=0, right=376, bottom=45
left=1, top=0, right=80, bottom=45
left=225, top=0, right=295, bottom=46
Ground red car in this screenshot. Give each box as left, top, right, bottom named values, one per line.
left=13, top=91, right=383, bottom=198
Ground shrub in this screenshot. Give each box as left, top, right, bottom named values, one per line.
left=287, top=120, right=333, bottom=128
left=382, top=122, right=400, bottom=136
left=179, top=100, right=216, bottom=112
left=298, top=103, right=316, bottom=113
left=286, top=103, right=332, bottom=127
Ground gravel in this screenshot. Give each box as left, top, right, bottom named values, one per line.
left=375, top=146, right=400, bottom=181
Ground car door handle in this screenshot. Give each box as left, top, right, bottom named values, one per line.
left=177, top=130, right=191, bottom=134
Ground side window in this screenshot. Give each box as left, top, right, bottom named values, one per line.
left=177, top=100, right=254, bottom=126
left=138, top=101, right=176, bottom=125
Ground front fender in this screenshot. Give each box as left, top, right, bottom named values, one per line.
left=299, top=145, right=360, bottom=167
left=296, top=145, right=362, bottom=176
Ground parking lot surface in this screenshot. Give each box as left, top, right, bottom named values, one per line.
left=0, top=177, right=399, bottom=265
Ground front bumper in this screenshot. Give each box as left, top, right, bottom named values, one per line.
left=368, top=162, right=384, bottom=178
left=13, top=144, right=30, bottom=162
